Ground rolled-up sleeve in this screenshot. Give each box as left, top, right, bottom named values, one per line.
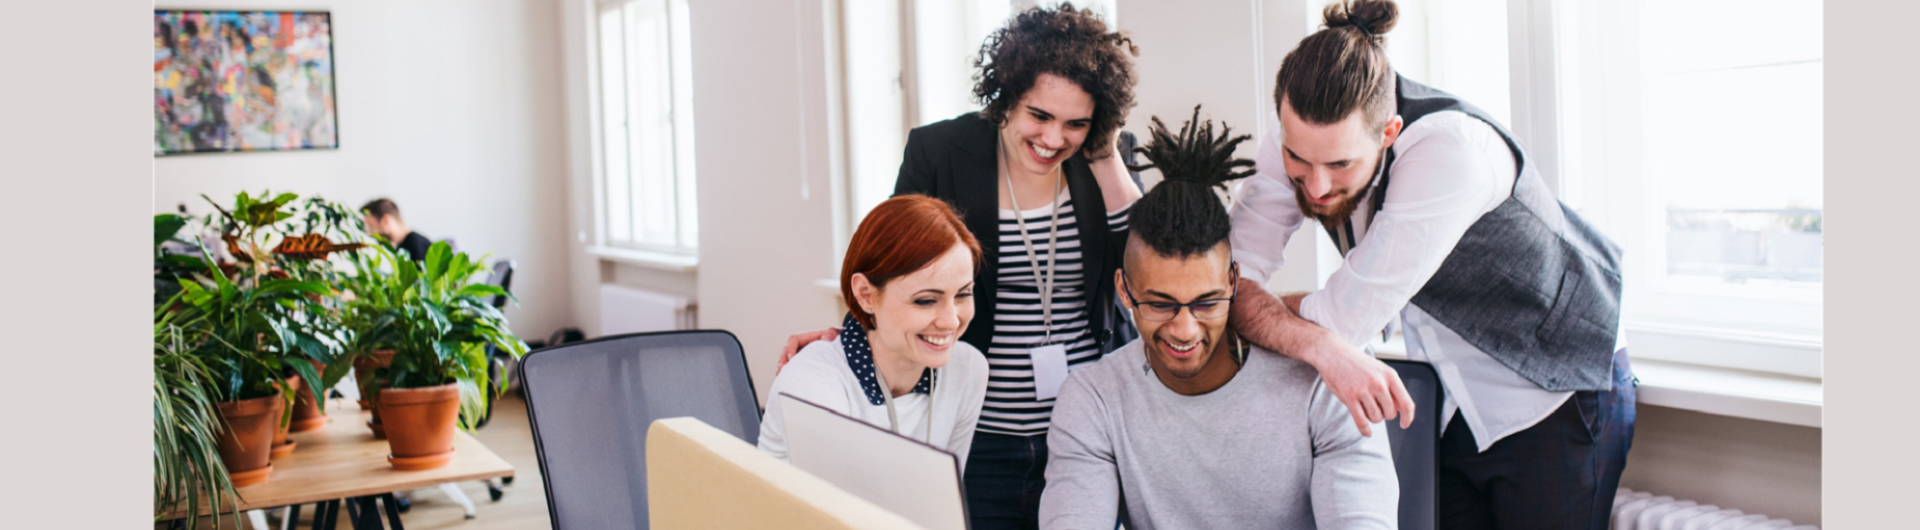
left=1228, top=112, right=1309, bottom=286
left=1296, top=112, right=1512, bottom=348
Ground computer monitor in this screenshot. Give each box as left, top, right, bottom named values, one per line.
left=778, top=393, right=970, bottom=530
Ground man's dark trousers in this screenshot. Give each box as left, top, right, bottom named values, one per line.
left=1438, top=348, right=1636, bottom=530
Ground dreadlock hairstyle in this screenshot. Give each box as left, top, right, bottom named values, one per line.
left=1124, top=105, right=1256, bottom=259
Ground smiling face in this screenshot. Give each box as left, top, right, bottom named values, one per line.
left=998, top=72, right=1096, bottom=178
left=852, top=243, right=978, bottom=371
left=1278, top=96, right=1401, bottom=224
left=1117, top=239, right=1241, bottom=394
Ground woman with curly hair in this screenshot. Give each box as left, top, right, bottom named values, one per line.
left=778, top=5, right=1142, bottom=528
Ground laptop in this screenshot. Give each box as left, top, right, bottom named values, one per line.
left=778, top=393, right=971, bottom=530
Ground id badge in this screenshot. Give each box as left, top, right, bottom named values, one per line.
left=1030, top=344, right=1070, bottom=401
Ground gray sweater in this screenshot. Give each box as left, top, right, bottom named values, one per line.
left=1040, top=339, right=1398, bottom=529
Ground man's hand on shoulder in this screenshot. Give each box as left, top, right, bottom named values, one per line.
left=1230, top=278, right=1414, bottom=437
left=1306, top=343, right=1414, bottom=437
left=777, top=327, right=839, bottom=375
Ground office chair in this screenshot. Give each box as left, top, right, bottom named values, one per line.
left=520, top=330, right=761, bottom=530
left=1382, top=359, right=1442, bottom=530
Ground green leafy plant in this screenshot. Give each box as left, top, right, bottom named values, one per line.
left=153, top=191, right=373, bottom=526
left=353, top=241, right=528, bottom=427
left=172, top=191, right=371, bottom=404
left=154, top=306, right=242, bottom=530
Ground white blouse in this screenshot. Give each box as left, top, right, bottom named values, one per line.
left=757, top=314, right=990, bottom=470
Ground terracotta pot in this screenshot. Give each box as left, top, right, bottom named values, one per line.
left=379, top=383, right=461, bottom=470
left=269, top=376, right=301, bottom=459
left=290, top=360, right=328, bottom=432
left=215, top=394, right=283, bottom=487
left=354, top=350, right=396, bottom=436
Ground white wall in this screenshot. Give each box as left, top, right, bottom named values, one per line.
left=686, top=0, right=847, bottom=405
left=153, top=0, right=575, bottom=341
left=560, top=0, right=843, bottom=404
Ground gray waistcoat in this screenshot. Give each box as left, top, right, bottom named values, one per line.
left=1325, top=75, right=1623, bottom=392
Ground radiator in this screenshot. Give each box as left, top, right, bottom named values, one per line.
left=1612, top=488, right=1815, bottom=530
left=598, top=284, right=696, bottom=336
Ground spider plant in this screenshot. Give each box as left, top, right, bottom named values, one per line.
left=154, top=305, right=242, bottom=530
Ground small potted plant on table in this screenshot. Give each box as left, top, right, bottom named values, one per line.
left=372, top=242, right=527, bottom=470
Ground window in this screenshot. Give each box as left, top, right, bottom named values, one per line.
left=1556, top=0, right=1822, bottom=375
left=594, top=0, right=697, bottom=255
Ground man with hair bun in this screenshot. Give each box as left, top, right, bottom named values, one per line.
left=1040, top=108, right=1398, bottom=530
left=1228, top=0, right=1634, bottom=528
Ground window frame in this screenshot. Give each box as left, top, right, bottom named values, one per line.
left=589, top=0, right=700, bottom=258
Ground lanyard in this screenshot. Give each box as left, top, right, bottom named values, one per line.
left=1001, top=141, right=1063, bottom=345
left=875, top=367, right=937, bottom=444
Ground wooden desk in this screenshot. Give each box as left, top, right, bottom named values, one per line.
left=163, top=397, right=515, bottom=526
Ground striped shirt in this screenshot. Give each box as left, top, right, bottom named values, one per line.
left=981, top=193, right=1129, bottom=436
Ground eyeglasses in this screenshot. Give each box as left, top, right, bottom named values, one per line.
left=1120, top=263, right=1239, bottom=323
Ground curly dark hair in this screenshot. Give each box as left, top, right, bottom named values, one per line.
left=973, top=4, right=1139, bottom=158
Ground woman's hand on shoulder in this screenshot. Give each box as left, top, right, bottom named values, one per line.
left=777, top=327, right=840, bottom=375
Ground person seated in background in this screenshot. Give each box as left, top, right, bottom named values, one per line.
left=360, top=198, right=433, bottom=262
left=757, top=195, right=992, bottom=469
left=1039, top=110, right=1397, bottom=530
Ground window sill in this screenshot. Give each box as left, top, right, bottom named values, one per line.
left=1369, top=334, right=1821, bottom=429
left=587, top=245, right=699, bottom=272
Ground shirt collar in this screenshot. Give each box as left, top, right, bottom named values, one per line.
left=840, top=312, right=933, bottom=406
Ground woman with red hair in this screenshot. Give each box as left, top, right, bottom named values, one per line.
left=757, top=195, right=992, bottom=468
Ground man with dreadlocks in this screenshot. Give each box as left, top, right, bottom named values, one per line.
left=1038, top=108, right=1398, bottom=530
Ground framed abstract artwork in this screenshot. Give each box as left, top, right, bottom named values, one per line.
left=154, top=11, right=337, bottom=155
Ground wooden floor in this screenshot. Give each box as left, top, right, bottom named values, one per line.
left=164, top=391, right=554, bottom=530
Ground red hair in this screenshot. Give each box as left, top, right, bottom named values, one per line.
left=841, top=195, right=983, bottom=330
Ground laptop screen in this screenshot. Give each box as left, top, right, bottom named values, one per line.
left=778, top=393, right=971, bottom=530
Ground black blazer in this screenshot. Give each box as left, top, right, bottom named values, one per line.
left=892, top=112, right=1139, bottom=356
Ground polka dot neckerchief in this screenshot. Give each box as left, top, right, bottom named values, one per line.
left=839, top=312, right=934, bottom=406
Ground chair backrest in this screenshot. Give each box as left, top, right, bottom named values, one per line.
left=485, top=260, right=515, bottom=310
left=1383, top=360, right=1441, bottom=530
left=647, top=417, right=927, bottom=530
left=520, top=330, right=761, bottom=530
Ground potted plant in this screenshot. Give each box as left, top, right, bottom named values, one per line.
left=338, top=243, right=406, bottom=436
left=154, top=307, right=243, bottom=530
left=155, top=192, right=367, bottom=491
left=368, top=241, right=527, bottom=470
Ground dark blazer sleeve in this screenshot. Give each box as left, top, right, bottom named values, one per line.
left=894, top=125, right=938, bottom=197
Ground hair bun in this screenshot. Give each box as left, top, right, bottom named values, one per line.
left=1323, top=0, right=1398, bottom=38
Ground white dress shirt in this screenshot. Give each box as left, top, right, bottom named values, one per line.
left=1231, top=110, right=1623, bottom=451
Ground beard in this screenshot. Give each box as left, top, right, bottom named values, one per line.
left=1293, top=182, right=1365, bottom=226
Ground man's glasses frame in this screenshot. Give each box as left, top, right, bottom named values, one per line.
left=1120, top=262, right=1240, bottom=323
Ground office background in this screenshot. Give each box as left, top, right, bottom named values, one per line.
left=141, top=0, right=1821, bottom=526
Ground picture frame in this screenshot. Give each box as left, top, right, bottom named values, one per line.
left=154, top=10, right=338, bottom=155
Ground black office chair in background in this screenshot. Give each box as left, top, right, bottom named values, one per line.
left=1383, top=359, right=1443, bottom=530
left=476, top=258, right=517, bottom=428
left=519, top=330, right=761, bottom=530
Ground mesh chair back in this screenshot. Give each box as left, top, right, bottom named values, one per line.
left=1383, top=360, right=1441, bottom=530
left=520, top=330, right=761, bottom=530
